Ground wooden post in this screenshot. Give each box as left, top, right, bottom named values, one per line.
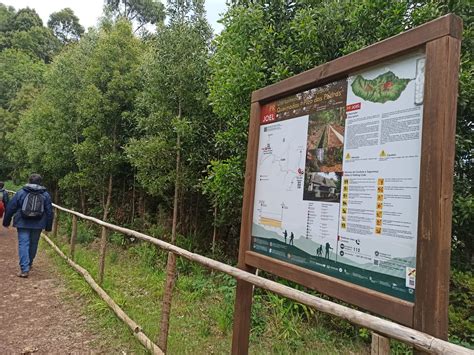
left=98, top=226, right=108, bottom=285
left=413, top=34, right=461, bottom=348
left=231, top=102, right=261, bottom=355
left=52, top=207, right=59, bottom=237
left=371, top=333, right=390, bottom=355
left=158, top=104, right=182, bottom=352
left=70, top=215, right=78, bottom=260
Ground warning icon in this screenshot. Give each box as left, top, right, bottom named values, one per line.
left=345, top=153, right=351, bottom=160
left=380, top=150, right=387, bottom=158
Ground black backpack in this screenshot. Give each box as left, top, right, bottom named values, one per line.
left=21, top=191, right=45, bottom=219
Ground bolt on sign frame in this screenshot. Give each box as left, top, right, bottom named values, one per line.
left=232, top=14, right=462, bottom=354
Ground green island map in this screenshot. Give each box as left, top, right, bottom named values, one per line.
left=351, top=71, right=411, bottom=103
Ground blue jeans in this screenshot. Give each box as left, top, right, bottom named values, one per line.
left=17, top=228, right=42, bottom=273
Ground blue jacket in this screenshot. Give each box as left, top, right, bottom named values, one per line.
left=2, top=184, right=54, bottom=231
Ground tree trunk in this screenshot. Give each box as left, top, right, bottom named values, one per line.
left=79, top=186, right=86, bottom=214
left=54, top=185, right=59, bottom=204
left=193, top=194, right=199, bottom=237
left=138, top=190, right=144, bottom=220
left=212, top=205, right=218, bottom=255
left=131, top=173, right=136, bottom=224
left=103, top=174, right=113, bottom=221
left=158, top=108, right=181, bottom=352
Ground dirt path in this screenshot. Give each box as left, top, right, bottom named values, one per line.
left=0, top=224, right=101, bottom=354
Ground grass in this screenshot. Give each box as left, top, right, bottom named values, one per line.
left=44, top=224, right=370, bottom=354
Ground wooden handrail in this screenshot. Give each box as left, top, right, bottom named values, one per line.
left=5, top=190, right=472, bottom=354
left=42, top=234, right=164, bottom=355
left=48, top=203, right=472, bottom=355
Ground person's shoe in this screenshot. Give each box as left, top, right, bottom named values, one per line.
left=17, top=272, right=29, bottom=278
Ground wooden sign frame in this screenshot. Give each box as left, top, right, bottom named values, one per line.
left=232, top=14, right=462, bottom=354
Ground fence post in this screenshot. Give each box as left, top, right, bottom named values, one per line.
left=70, top=215, right=78, bottom=260
left=371, top=332, right=390, bottom=355
left=98, top=226, right=108, bottom=285
left=52, top=207, right=59, bottom=237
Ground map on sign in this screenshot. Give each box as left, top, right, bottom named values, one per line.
left=351, top=71, right=412, bottom=103
left=253, top=116, right=309, bottom=246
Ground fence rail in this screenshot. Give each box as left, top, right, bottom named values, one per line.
left=6, top=190, right=472, bottom=354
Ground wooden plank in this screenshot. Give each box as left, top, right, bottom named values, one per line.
left=252, top=14, right=462, bottom=103
left=237, top=102, right=262, bottom=268
left=231, top=277, right=255, bottom=355
left=245, top=251, right=414, bottom=326
left=414, top=36, right=461, bottom=340
left=45, top=205, right=473, bottom=354
left=371, top=333, right=390, bottom=355
left=231, top=101, right=261, bottom=355
left=70, top=215, right=77, bottom=260
left=52, top=207, right=59, bottom=238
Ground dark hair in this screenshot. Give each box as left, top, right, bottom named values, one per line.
left=28, top=174, right=42, bottom=185
left=0, top=181, right=4, bottom=188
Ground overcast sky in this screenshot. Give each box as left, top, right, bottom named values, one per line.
left=2, top=0, right=227, bottom=33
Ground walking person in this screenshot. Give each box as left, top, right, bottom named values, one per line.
left=325, top=242, right=333, bottom=260
left=2, top=174, right=54, bottom=278
left=0, top=181, right=9, bottom=218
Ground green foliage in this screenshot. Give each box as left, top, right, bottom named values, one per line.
left=449, top=270, right=474, bottom=347
left=9, top=7, right=43, bottom=31
left=126, top=0, right=215, bottom=208
left=48, top=8, right=84, bottom=44
left=129, top=242, right=161, bottom=269
left=104, top=0, right=165, bottom=33
left=1, top=5, right=61, bottom=63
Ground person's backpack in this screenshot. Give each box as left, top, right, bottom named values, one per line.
left=21, top=191, right=45, bottom=219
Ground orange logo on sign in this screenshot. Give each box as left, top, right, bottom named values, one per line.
left=261, top=103, right=277, bottom=124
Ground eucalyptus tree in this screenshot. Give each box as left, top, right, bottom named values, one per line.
left=48, top=8, right=85, bottom=44
left=73, top=19, right=142, bottom=220
left=1, top=6, right=61, bottom=63
left=104, top=0, right=165, bottom=33
left=126, top=0, right=213, bottom=350
left=10, top=31, right=98, bottom=206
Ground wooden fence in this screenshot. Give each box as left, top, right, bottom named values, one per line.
left=4, top=188, right=469, bottom=355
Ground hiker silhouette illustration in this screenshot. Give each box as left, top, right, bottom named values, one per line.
left=289, top=232, right=294, bottom=245
left=325, top=242, right=333, bottom=259
left=283, top=229, right=288, bottom=244
left=316, top=245, right=323, bottom=256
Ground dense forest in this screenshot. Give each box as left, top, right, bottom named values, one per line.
left=0, top=0, right=472, bottom=270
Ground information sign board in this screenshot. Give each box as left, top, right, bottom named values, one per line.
left=232, top=14, right=462, bottom=355
left=251, top=53, right=426, bottom=302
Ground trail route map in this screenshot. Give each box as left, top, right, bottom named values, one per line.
left=253, top=116, right=309, bottom=243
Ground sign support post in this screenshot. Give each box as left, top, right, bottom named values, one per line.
left=232, top=102, right=261, bottom=355
left=413, top=35, right=461, bottom=346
